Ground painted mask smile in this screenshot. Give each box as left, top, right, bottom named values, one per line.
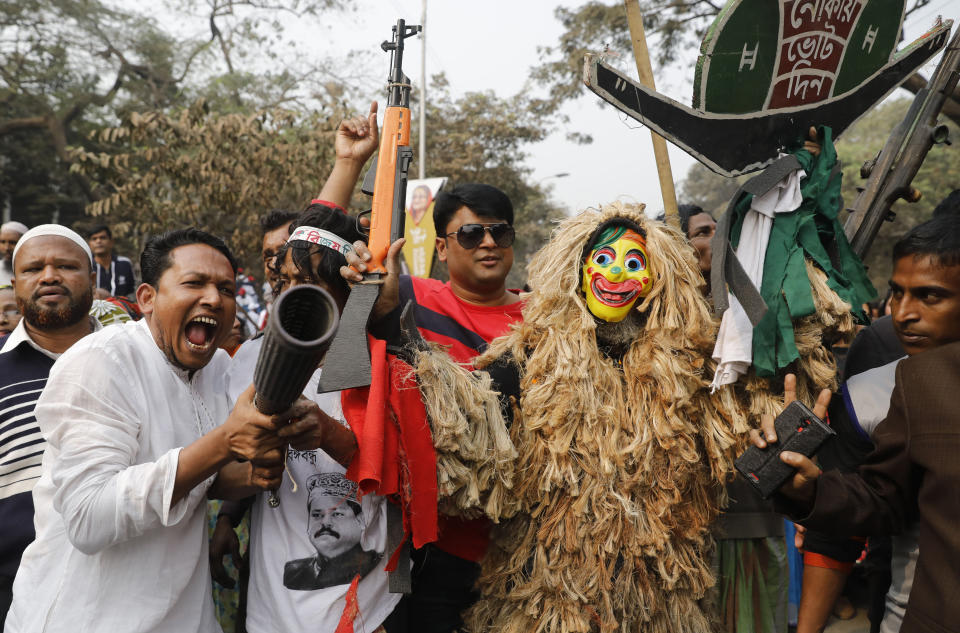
left=589, top=275, right=642, bottom=307
left=581, top=226, right=653, bottom=322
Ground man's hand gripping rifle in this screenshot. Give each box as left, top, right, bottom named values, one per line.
left=318, top=18, right=421, bottom=393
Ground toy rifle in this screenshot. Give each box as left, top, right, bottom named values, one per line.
left=317, top=18, right=421, bottom=394
left=844, top=24, right=960, bottom=258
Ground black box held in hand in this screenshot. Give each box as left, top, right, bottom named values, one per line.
left=735, top=400, right=835, bottom=499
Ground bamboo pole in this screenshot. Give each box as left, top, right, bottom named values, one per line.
left=624, top=0, right=680, bottom=227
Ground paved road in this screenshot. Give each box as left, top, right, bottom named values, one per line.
left=823, top=608, right=870, bottom=633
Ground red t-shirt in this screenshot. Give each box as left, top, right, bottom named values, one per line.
left=398, top=275, right=524, bottom=561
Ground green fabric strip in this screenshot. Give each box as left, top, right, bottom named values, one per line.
left=729, top=127, right=876, bottom=376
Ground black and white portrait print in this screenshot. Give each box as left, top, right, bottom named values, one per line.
left=282, top=472, right=382, bottom=591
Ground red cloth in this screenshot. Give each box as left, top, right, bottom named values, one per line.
left=803, top=551, right=854, bottom=573
left=344, top=277, right=525, bottom=562
left=310, top=199, right=346, bottom=213
left=343, top=337, right=439, bottom=551
left=334, top=575, right=361, bottom=633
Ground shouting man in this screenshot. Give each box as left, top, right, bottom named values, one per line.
left=6, top=228, right=327, bottom=633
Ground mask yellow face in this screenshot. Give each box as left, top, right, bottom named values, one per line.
left=581, top=226, right=653, bottom=322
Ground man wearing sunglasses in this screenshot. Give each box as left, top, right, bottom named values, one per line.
left=343, top=182, right=524, bottom=633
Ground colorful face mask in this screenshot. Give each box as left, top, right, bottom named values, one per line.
left=581, top=226, right=653, bottom=322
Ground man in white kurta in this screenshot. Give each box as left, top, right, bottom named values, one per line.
left=8, top=318, right=232, bottom=633
left=5, top=229, right=319, bottom=633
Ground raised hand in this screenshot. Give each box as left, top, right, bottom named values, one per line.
left=340, top=236, right=405, bottom=322
left=748, top=373, right=831, bottom=503
left=335, top=101, right=379, bottom=165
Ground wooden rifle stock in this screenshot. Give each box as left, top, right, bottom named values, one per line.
left=844, top=23, right=960, bottom=258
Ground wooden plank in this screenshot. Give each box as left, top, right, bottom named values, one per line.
left=624, top=0, right=679, bottom=227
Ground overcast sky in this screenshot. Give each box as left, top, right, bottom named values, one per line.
left=153, top=0, right=956, bottom=216
left=311, top=0, right=706, bottom=216
left=326, top=0, right=957, bottom=217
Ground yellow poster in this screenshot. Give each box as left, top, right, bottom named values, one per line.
left=402, top=177, right=446, bottom=278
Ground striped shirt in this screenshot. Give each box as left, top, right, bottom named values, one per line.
left=0, top=318, right=99, bottom=580
left=0, top=327, right=56, bottom=580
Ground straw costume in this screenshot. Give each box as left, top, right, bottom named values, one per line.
left=407, top=202, right=751, bottom=633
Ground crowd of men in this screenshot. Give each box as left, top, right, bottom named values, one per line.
left=0, top=98, right=958, bottom=633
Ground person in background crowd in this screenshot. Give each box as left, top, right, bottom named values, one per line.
left=795, top=215, right=960, bottom=633
left=932, top=189, right=959, bottom=218
left=676, top=202, right=789, bottom=633
left=258, top=210, right=299, bottom=306
left=220, top=315, right=247, bottom=357
left=87, top=224, right=137, bottom=299
left=0, top=286, right=20, bottom=336
left=676, top=204, right=717, bottom=290
left=0, top=222, right=28, bottom=287
left=0, top=225, right=98, bottom=628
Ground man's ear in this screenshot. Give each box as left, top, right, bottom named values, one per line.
left=136, top=282, right=156, bottom=315
left=435, top=237, right=447, bottom=263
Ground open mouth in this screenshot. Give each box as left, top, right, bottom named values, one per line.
left=590, top=275, right=640, bottom=307
left=184, top=315, right=219, bottom=352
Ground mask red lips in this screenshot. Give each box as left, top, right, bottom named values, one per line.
left=590, top=275, right=641, bottom=307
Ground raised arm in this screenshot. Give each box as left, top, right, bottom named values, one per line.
left=316, top=101, right=379, bottom=209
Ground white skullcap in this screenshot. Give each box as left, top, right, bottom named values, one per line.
left=1, top=221, right=28, bottom=235
left=12, top=224, right=94, bottom=268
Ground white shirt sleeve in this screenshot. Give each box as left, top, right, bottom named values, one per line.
left=36, top=347, right=207, bottom=555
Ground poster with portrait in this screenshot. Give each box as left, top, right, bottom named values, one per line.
left=402, top=177, right=447, bottom=278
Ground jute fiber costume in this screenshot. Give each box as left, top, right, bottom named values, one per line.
left=407, top=203, right=751, bottom=633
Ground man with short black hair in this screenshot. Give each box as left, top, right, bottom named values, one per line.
left=760, top=215, right=960, bottom=633
left=6, top=227, right=330, bottom=633
left=0, top=225, right=98, bottom=628
left=258, top=210, right=299, bottom=301
left=344, top=182, right=524, bottom=632
left=87, top=224, right=136, bottom=299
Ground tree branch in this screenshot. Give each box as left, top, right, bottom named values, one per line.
left=0, top=116, right=48, bottom=135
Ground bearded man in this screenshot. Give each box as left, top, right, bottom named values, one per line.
left=0, top=225, right=98, bottom=628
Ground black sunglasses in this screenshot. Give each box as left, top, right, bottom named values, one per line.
left=444, top=223, right=515, bottom=249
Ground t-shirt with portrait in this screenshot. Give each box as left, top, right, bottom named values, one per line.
left=238, top=362, right=398, bottom=633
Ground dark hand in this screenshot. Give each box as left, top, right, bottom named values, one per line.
left=748, top=373, right=831, bottom=503
left=223, top=384, right=286, bottom=463
left=335, top=101, right=379, bottom=165
left=276, top=397, right=334, bottom=451
left=340, top=236, right=405, bottom=322
left=209, top=515, right=243, bottom=588
left=249, top=458, right=284, bottom=490
left=802, top=126, right=821, bottom=157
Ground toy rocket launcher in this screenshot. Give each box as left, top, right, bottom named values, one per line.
left=317, top=19, right=421, bottom=394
